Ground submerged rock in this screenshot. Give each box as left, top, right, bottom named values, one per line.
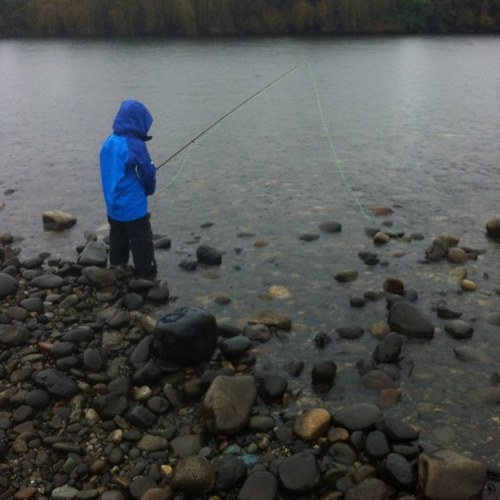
left=42, top=209, right=77, bottom=231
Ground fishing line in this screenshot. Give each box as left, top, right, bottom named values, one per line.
left=304, top=62, right=372, bottom=221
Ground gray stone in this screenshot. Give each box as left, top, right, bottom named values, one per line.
left=278, top=451, right=320, bottom=493
left=0, top=272, right=18, bottom=298
left=238, top=471, right=278, bottom=500
left=77, top=241, right=108, bottom=267
left=196, top=244, right=222, bottom=265
left=444, top=319, right=473, bottom=339
left=29, top=273, right=66, bottom=289
left=171, top=455, right=215, bottom=496
left=203, top=375, right=257, bottom=435
left=373, top=332, right=403, bottom=363
left=34, top=369, right=78, bottom=399
left=345, top=478, right=389, bottom=500
left=82, top=266, right=117, bottom=287
left=334, top=403, right=381, bottom=431
left=486, top=217, right=500, bottom=238
left=388, top=302, right=434, bottom=339
left=381, top=453, right=415, bottom=489
left=0, top=324, right=31, bottom=347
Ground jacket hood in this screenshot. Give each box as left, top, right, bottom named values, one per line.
left=113, top=99, right=154, bottom=140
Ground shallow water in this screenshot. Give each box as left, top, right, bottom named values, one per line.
left=2, top=35, right=500, bottom=465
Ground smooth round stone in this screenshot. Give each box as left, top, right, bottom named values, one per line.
left=278, top=452, right=320, bottom=492
left=20, top=297, right=44, bottom=312
left=0, top=272, right=18, bottom=297
left=361, top=370, right=395, bottom=390
left=319, top=221, right=342, bottom=233
left=328, top=442, right=358, bottom=465
left=444, top=319, right=473, bottom=340
left=336, top=325, right=364, bottom=339
left=364, top=430, right=390, bottom=459
left=334, top=403, right=381, bottom=431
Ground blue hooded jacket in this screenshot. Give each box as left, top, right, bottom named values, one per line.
left=100, top=100, right=156, bottom=222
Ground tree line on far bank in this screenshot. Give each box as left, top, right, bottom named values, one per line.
left=1, top=0, right=499, bottom=37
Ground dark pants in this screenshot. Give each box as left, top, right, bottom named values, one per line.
left=108, top=215, right=156, bottom=277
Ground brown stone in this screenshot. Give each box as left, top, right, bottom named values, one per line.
left=418, top=449, right=486, bottom=500
left=294, top=408, right=332, bottom=441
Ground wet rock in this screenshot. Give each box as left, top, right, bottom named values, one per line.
left=334, top=403, right=381, bottom=432
left=42, top=210, right=77, bottom=231
left=436, top=301, right=462, bottom=319
left=336, top=325, right=364, bottom=339
left=196, top=244, right=222, bottom=265
left=214, top=456, right=247, bottom=491
left=444, top=319, right=473, bottom=339
left=171, top=455, right=215, bottom=496
left=238, top=471, right=278, bottom=500
left=0, top=324, right=31, bottom=347
left=29, top=273, right=66, bottom=289
left=153, top=307, right=218, bottom=365
left=460, top=279, right=477, bottom=291
left=268, top=285, right=291, bottom=299
left=319, top=221, right=342, bottom=233
left=388, top=302, right=434, bottom=339
left=381, top=453, right=415, bottom=489
left=278, top=451, right=320, bottom=493
left=418, top=449, right=487, bottom=500
left=383, top=277, right=405, bottom=295
left=77, top=241, right=108, bottom=266
left=373, top=332, right=403, bottom=364
left=373, top=232, right=391, bottom=245
left=447, top=247, right=468, bottom=263
left=376, top=417, right=419, bottom=442
left=243, top=324, right=272, bottom=342
left=453, top=345, right=487, bottom=363
left=33, top=369, right=78, bottom=399
left=328, top=441, right=358, bottom=465
left=314, top=331, right=333, bottom=348
left=425, top=238, right=449, bottom=261
left=203, top=375, right=257, bottom=434
left=146, top=285, right=170, bottom=303
left=154, top=237, right=171, bottom=250
left=257, top=371, right=288, bottom=403
left=345, top=478, right=389, bottom=500
left=334, top=269, right=359, bottom=283
left=82, top=266, right=117, bottom=287
left=311, top=360, right=337, bottom=387
left=170, top=434, right=204, bottom=458
left=179, top=259, right=197, bottom=271
left=0, top=272, right=18, bottom=297
left=486, top=217, right=500, bottom=238
left=361, top=370, right=395, bottom=390
left=294, top=407, right=332, bottom=441
left=299, top=233, right=320, bottom=242
left=220, top=336, right=252, bottom=359
left=365, top=430, right=391, bottom=460
left=249, top=309, right=292, bottom=330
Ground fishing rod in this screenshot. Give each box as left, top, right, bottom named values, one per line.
left=155, top=65, right=300, bottom=171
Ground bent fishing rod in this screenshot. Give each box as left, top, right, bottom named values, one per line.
left=155, top=66, right=299, bottom=171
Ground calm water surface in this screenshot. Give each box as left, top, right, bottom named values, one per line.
left=1, top=36, right=500, bottom=465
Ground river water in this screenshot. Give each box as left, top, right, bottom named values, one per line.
left=1, top=35, right=500, bottom=466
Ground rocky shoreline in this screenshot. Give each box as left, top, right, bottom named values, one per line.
left=1, top=220, right=500, bottom=500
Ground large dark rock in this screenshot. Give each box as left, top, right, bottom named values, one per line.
left=153, top=307, right=218, bottom=365
left=388, top=302, right=434, bottom=340
left=196, top=244, right=222, bottom=265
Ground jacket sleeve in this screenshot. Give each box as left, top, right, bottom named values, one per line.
left=135, top=160, right=156, bottom=196
left=129, top=138, right=156, bottom=196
